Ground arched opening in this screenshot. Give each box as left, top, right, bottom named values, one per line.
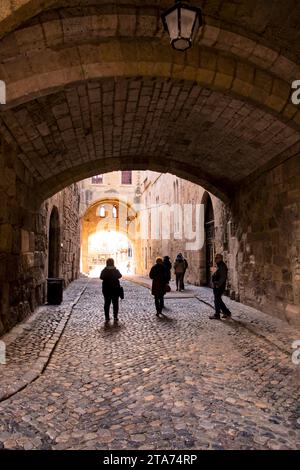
left=204, top=193, right=215, bottom=287
left=48, top=207, right=60, bottom=278
left=81, top=197, right=137, bottom=276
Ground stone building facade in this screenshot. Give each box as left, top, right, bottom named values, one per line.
left=137, top=171, right=231, bottom=287
left=79, top=171, right=141, bottom=218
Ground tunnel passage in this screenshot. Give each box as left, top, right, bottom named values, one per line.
left=0, top=1, right=299, bottom=334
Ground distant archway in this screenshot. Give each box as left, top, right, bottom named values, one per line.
left=48, top=207, right=60, bottom=278
left=81, top=198, right=137, bottom=275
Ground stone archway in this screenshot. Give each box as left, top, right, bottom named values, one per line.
left=48, top=206, right=60, bottom=278
left=81, top=198, right=138, bottom=275
left=0, top=1, right=299, bottom=327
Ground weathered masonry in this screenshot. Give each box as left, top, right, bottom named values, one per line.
left=0, top=1, right=299, bottom=333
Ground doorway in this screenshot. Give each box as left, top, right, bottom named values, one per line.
left=48, top=207, right=60, bottom=278
left=204, top=194, right=215, bottom=287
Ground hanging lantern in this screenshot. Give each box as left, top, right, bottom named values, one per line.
left=161, top=0, right=203, bottom=52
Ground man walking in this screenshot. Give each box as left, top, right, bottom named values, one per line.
left=182, top=254, right=188, bottom=290
left=209, top=253, right=231, bottom=320
left=100, top=258, right=122, bottom=324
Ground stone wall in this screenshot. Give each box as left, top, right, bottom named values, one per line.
left=0, top=136, right=80, bottom=336
left=42, top=184, right=81, bottom=287
left=231, top=153, right=300, bottom=325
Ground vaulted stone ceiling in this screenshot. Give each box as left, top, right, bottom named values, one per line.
left=1, top=76, right=300, bottom=201
left=1, top=1, right=300, bottom=202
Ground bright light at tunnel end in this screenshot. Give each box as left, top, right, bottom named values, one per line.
left=0, top=80, right=6, bottom=105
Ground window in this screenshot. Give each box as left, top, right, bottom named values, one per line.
left=99, top=205, right=106, bottom=218
left=112, top=205, right=118, bottom=218
left=121, top=171, right=132, bottom=185
left=85, top=190, right=92, bottom=204
left=91, top=174, right=103, bottom=184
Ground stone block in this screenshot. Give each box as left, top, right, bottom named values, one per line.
left=196, top=68, right=215, bottom=86
left=0, top=224, right=13, bottom=252
left=21, top=229, right=30, bottom=253
left=254, top=70, right=272, bottom=93
left=236, top=62, right=254, bottom=83
left=199, top=50, right=217, bottom=71
left=214, top=72, right=233, bottom=90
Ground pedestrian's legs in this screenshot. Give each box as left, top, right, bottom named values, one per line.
left=155, top=296, right=160, bottom=314
left=180, top=273, right=185, bottom=290
left=159, top=296, right=164, bottom=313
left=178, top=273, right=183, bottom=291
left=112, top=296, right=119, bottom=319
left=219, top=296, right=231, bottom=316
left=104, top=296, right=112, bottom=320
left=213, top=288, right=222, bottom=317
left=176, top=274, right=180, bottom=290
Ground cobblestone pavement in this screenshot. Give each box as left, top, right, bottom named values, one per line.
left=0, top=280, right=88, bottom=401
left=125, top=275, right=299, bottom=354
left=0, top=278, right=299, bottom=450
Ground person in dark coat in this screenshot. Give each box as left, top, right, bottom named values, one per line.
left=100, top=258, right=122, bottom=323
left=181, top=253, right=188, bottom=290
left=174, top=253, right=185, bottom=291
left=209, top=253, right=231, bottom=320
left=149, top=257, right=168, bottom=317
left=163, top=256, right=172, bottom=283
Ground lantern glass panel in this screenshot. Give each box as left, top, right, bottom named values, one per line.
left=191, top=15, right=200, bottom=40
left=165, top=8, right=179, bottom=41
left=180, top=8, right=196, bottom=38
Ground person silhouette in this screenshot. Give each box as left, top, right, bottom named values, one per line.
left=100, top=258, right=122, bottom=324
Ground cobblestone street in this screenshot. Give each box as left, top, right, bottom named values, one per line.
left=0, top=279, right=300, bottom=450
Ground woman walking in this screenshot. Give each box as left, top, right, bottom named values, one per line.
left=100, top=258, right=122, bottom=324
left=149, top=257, right=168, bottom=317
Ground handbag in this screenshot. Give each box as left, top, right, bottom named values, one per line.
left=165, top=284, right=171, bottom=293
left=119, top=286, right=124, bottom=299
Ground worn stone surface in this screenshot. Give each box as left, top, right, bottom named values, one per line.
left=0, top=279, right=299, bottom=450
left=232, top=153, right=300, bottom=324
left=0, top=136, right=80, bottom=336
